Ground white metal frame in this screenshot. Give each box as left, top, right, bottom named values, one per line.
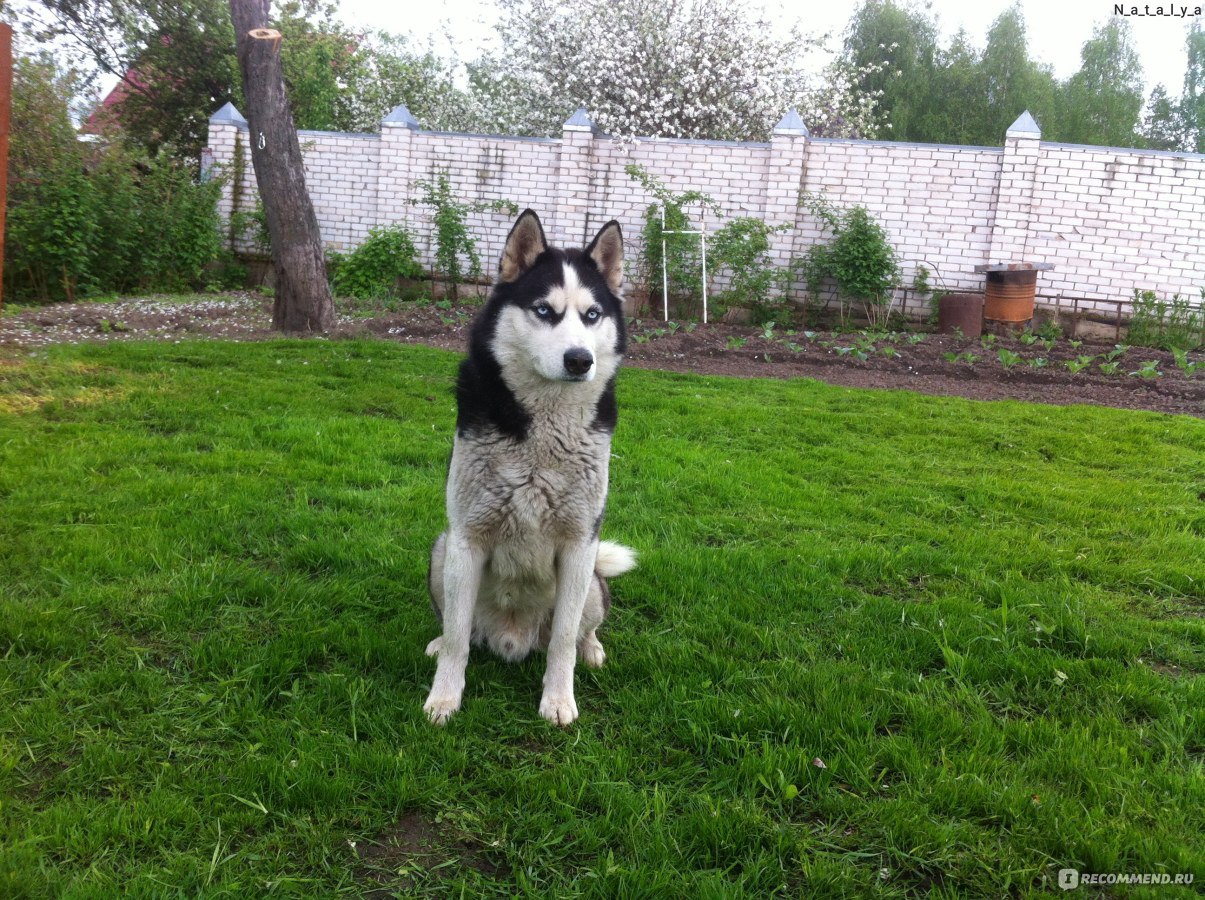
left=659, top=203, right=709, bottom=324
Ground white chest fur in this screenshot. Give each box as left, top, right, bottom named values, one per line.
left=448, top=414, right=611, bottom=556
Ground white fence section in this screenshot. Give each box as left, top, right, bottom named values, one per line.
left=205, top=104, right=1205, bottom=315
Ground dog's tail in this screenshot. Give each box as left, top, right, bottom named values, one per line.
left=595, top=541, right=637, bottom=578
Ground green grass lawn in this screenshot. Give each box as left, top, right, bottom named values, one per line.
left=1, top=339, right=1202, bottom=897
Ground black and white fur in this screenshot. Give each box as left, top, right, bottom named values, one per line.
left=424, top=210, right=636, bottom=726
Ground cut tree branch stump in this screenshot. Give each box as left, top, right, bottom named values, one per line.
left=248, top=28, right=281, bottom=51
left=230, top=1, right=333, bottom=333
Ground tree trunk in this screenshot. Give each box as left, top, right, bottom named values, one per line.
left=230, top=0, right=334, bottom=333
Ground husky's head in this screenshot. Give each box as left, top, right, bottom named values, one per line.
left=484, top=210, right=626, bottom=389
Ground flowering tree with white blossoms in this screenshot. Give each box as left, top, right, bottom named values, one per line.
left=802, top=53, right=895, bottom=139
left=489, top=0, right=893, bottom=141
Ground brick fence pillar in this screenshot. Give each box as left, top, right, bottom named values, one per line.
left=557, top=108, right=597, bottom=247
left=766, top=109, right=810, bottom=269
left=989, top=111, right=1043, bottom=264
left=380, top=103, right=419, bottom=233
left=206, top=102, right=249, bottom=226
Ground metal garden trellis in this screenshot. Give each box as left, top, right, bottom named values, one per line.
left=659, top=202, right=709, bottom=324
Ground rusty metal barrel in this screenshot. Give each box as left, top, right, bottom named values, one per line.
left=983, top=268, right=1038, bottom=325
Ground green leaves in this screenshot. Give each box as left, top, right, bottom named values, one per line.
left=1060, top=20, right=1145, bottom=148
left=412, top=173, right=518, bottom=301
left=6, top=124, right=223, bottom=303
left=996, top=348, right=1023, bottom=369
left=799, top=194, right=900, bottom=328
left=328, top=226, right=422, bottom=300
left=1129, top=359, right=1163, bottom=379
left=1126, top=289, right=1205, bottom=352
left=711, top=217, right=791, bottom=319
left=1065, top=355, right=1096, bottom=375
left=626, top=165, right=717, bottom=318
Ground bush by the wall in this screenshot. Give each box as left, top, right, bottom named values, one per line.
left=112, top=149, right=225, bottom=293
left=412, top=172, right=517, bottom=301
left=1126, top=289, right=1205, bottom=350
left=799, top=193, right=900, bottom=327
left=626, top=164, right=719, bottom=319
left=5, top=156, right=97, bottom=302
left=327, top=226, right=423, bottom=300
left=7, top=147, right=224, bottom=303
left=710, top=217, right=791, bottom=323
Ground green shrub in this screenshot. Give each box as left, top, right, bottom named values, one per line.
left=711, top=217, right=791, bottom=323
left=328, top=226, right=423, bottom=300
left=412, top=172, right=517, bottom=300
left=4, top=55, right=225, bottom=303
left=1126, top=289, right=1205, bottom=351
left=6, top=146, right=223, bottom=303
left=228, top=203, right=271, bottom=259
left=4, top=56, right=223, bottom=303
left=6, top=157, right=99, bottom=302
left=799, top=193, right=900, bottom=328
left=124, top=151, right=225, bottom=293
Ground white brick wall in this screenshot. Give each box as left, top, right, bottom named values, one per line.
left=801, top=140, right=1003, bottom=295
left=206, top=110, right=1205, bottom=310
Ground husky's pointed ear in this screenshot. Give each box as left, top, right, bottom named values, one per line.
left=586, top=220, right=623, bottom=293
left=499, top=210, right=548, bottom=282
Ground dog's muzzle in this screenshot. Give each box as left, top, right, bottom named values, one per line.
left=562, top=347, right=594, bottom=378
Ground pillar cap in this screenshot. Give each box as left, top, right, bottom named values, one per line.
left=209, top=102, right=247, bottom=125
left=383, top=103, right=420, bottom=130
left=773, top=109, right=809, bottom=137
left=1006, top=111, right=1041, bottom=138
left=564, top=107, right=598, bottom=133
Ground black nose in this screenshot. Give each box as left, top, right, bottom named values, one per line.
left=563, top=347, right=594, bottom=376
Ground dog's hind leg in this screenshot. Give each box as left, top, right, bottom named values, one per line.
left=424, top=532, right=485, bottom=725
left=540, top=573, right=609, bottom=667
left=578, top=542, right=632, bottom=667
left=425, top=532, right=447, bottom=657
left=577, top=574, right=609, bottom=669
left=578, top=632, right=605, bottom=669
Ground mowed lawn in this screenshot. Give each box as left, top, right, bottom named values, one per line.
left=0, top=339, right=1202, bottom=897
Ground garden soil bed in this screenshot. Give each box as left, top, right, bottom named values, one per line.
left=2, top=292, right=1202, bottom=418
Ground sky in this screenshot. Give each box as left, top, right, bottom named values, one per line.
left=337, top=0, right=1198, bottom=100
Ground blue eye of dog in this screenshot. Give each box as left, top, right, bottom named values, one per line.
left=584, top=307, right=601, bottom=323
left=532, top=303, right=551, bottom=318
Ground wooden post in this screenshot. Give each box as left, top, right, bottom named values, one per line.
left=229, top=2, right=334, bottom=333
left=0, top=24, right=11, bottom=314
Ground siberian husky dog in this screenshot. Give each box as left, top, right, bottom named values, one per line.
left=423, top=210, right=637, bottom=726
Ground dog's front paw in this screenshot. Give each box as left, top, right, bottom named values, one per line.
left=423, top=691, right=461, bottom=725
left=425, top=636, right=443, bottom=657
left=539, top=692, right=579, bottom=726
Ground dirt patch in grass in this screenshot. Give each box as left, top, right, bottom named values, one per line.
left=352, top=812, right=500, bottom=895
left=3, top=293, right=1203, bottom=417
left=1144, top=660, right=1188, bottom=678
